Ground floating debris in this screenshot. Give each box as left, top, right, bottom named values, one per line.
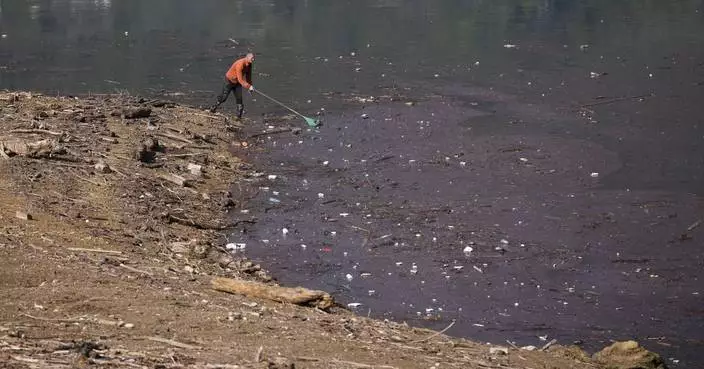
left=225, top=243, right=246, bottom=251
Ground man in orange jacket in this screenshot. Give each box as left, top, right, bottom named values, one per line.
left=209, top=52, right=255, bottom=119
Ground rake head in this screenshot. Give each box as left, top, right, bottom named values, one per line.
left=303, top=116, right=321, bottom=128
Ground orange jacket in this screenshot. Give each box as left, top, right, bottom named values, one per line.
left=225, top=57, right=253, bottom=89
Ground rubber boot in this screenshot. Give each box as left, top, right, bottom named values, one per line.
left=236, top=104, right=244, bottom=120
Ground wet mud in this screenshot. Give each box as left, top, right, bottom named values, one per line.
left=232, top=85, right=703, bottom=366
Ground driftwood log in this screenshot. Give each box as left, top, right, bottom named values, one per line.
left=211, top=277, right=335, bottom=310
left=0, top=139, right=58, bottom=158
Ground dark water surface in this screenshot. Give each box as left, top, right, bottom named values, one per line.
left=2, top=0, right=704, bottom=366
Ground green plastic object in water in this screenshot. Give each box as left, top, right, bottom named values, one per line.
left=303, top=116, right=320, bottom=128
left=255, top=90, right=320, bottom=128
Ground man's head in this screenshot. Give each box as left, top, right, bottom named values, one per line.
left=246, top=53, right=255, bottom=63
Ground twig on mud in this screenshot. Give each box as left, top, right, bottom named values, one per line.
left=296, top=357, right=397, bottom=369
left=247, top=127, right=294, bottom=139
left=254, top=346, right=263, bottom=363
left=22, top=312, right=120, bottom=328
left=190, top=132, right=217, bottom=145
left=165, top=152, right=209, bottom=158
left=10, top=355, right=42, bottom=364
left=165, top=213, right=224, bottom=230
left=92, top=359, right=145, bottom=368
left=26, top=243, right=46, bottom=252
left=10, top=129, right=64, bottom=136
left=20, top=313, right=83, bottom=323
left=51, top=190, right=89, bottom=204
left=411, top=320, right=456, bottom=344
left=29, top=158, right=87, bottom=168
left=72, top=172, right=104, bottom=186
left=160, top=183, right=183, bottom=203
left=110, top=166, right=128, bottom=178
left=190, top=112, right=224, bottom=120
left=165, top=213, right=256, bottom=231
left=348, top=225, right=371, bottom=233
left=67, top=247, right=123, bottom=255
left=119, top=263, right=153, bottom=276
left=540, top=338, right=558, bottom=351
left=154, top=132, right=194, bottom=145
left=185, top=145, right=213, bottom=150
left=164, top=125, right=185, bottom=135
left=141, top=336, right=202, bottom=350
left=579, top=94, right=651, bottom=108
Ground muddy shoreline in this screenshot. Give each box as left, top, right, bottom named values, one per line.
left=234, top=84, right=703, bottom=366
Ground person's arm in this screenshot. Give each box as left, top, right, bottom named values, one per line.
left=245, top=65, right=253, bottom=86
left=236, top=63, right=252, bottom=90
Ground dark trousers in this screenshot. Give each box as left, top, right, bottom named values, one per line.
left=211, top=80, right=244, bottom=117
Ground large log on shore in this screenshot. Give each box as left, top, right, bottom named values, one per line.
left=211, top=277, right=335, bottom=310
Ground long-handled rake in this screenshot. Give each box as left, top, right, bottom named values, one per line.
left=255, top=89, right=320, bottom=128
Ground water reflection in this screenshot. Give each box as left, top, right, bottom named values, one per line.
left=1, top=0, right=703, bottom=101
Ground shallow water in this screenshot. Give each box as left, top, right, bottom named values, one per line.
left=235, top=86, right=703, bottom=366
left=2, top=0, right=704, bottom=366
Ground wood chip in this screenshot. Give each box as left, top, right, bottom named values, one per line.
left=10, top=129, right=63, bottom=136
left=67, top=247, right=122, bottom=255
left=15, top=211, right=32, bottom=221
left=159, top=173, right=193, bottom=187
